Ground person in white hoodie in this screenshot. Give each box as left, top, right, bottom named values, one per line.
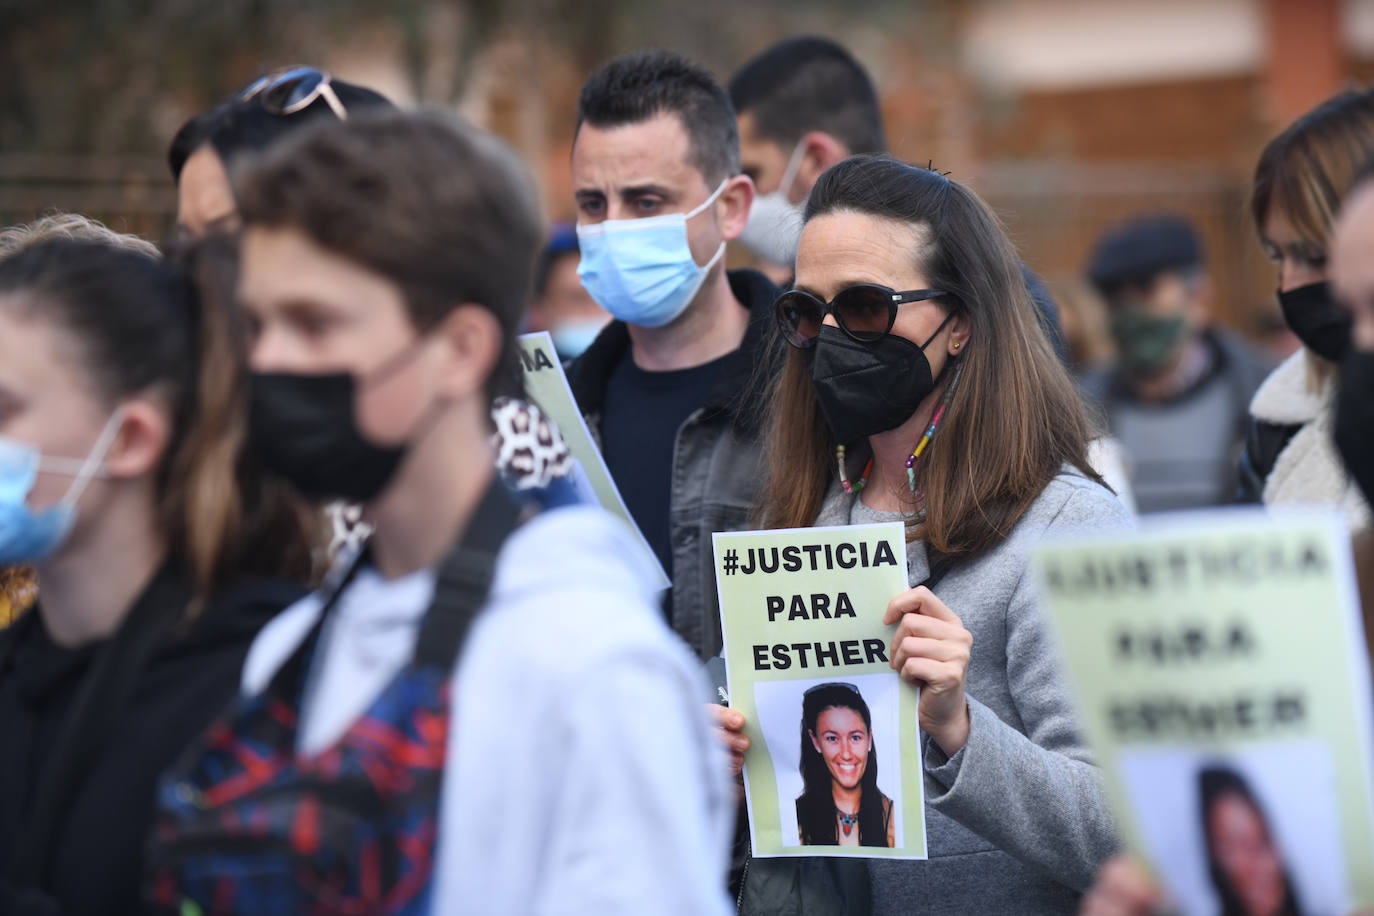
left=1239, top=88, right=1374, bottom=530
left=145, top=108, right=732, bottom=916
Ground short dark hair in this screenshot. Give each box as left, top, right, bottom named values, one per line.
left=168, top=75, right=393, bottom=180
left=577, top=50, right=740, bottom=184
left=234, top=110, right=541, bottom=398
left=729, top=36, right=886, bottom=155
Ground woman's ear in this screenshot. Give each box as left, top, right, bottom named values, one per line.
left=101, top=400, right=169, bottom=480
left=809, top=729, right=822, bottom=754
left=948, top=311, right=972, bottom=356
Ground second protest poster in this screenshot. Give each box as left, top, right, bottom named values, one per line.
left=1037, top=509, right=1374, bottom=914
left=714, top=523, right=927, bottom=859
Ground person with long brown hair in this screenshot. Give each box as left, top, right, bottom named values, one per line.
left=0, top=236, right=321, bottom=915
left=724, top=155, right=1130, bottom=914
left=1239, top=88, right=1374, bottom=528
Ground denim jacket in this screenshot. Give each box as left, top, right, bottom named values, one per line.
left=567, top=269, right=781, bottom=660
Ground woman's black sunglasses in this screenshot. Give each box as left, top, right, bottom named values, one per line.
left=774, top=284, right=948, bottom=349
left=239, top=67, right=347, bottom=120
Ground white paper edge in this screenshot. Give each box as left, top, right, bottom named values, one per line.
left=517, top=331, right=670, bottom=589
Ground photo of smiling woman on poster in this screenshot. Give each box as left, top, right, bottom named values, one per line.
left=1199, top=766, right=1302, bottom=916
left=796, top=682, right=895, bottom=847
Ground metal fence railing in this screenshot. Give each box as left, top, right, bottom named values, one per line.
left=0, top=153, right=177, bottom=243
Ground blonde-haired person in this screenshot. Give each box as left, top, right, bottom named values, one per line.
left=0, top=213, right=159, bottom=627
left=1239, top=89, right=1374, bottom=527
left=0, top=212, right=160, bottom=259
left=0, top=567, right=36, bottom=625
left=720, top=156, right=1130, bottom=914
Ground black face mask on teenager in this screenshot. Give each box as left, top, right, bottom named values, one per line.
left=1279, top=282, right=1352, bottom=362
left=249, top=372, right=406, bottom=503
left=808, top=315, right=954, bottom=446
left=1335, top=348, right=1374, bottom=508
left=248, top=343, right=428, bottom=504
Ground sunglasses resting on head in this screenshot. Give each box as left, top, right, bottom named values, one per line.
left=239, top=66, right=348, bottom=120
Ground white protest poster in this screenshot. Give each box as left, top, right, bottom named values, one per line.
left=713, top=523, right=926, bottom=859
left=1036, top=508, right=1374, bottom=915
left=517, top=332, right=668, bottom=589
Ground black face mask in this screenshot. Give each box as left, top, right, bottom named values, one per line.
left=1278, top=282, right=1351, bottom=362
left=249, top=370, right=409, bottom=504
left=1335, top=348, right=1374, bottom=508
left=808, top=317, right=953, bottom=446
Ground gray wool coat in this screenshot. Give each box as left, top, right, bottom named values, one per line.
left=812, top=468, right=1132, bottom=915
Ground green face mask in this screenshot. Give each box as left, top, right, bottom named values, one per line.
left=1110, top=309, right=1187, bottom=375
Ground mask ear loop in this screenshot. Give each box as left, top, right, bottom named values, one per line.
left=55, top=407, right=125, bottom=510
left=685, top=177, right=734, bottom=272
left=684, top=177, right=732, bottom=220
left=917, top=310, right=956, bottom=352
left=777, top=140, right=809, bottom=204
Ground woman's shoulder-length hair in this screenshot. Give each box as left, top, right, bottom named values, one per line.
left=1251, top=87, right=1374, bottom=252
left=756, top=155, right=1102, bottom=562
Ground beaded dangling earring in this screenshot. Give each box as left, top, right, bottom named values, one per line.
left=836, top=348, right=967, bottom=498
left=903, top=356, right=966, bottom=492
left=837, top=444, right=874, bottom=495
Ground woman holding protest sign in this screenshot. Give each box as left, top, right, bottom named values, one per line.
left=719, top=155, right=1130, bottom=914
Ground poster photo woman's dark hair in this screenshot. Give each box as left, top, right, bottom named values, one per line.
left=1199, top=765, right=1302, bottom=916
left=796, top=682, right=894, bottom=847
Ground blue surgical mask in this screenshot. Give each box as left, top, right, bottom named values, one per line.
left=0, top=411, right=121, bottom=565
left=576, top=179, right=729, bottom=328
left=549, top=317, right=609, bottom=360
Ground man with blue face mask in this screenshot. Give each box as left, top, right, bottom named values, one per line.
left=567, top=50, right=780, bottom=662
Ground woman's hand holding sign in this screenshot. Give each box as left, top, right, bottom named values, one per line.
left=707, top=704, right=749, bottom=800
left=885, top=586, right=973, bottom=757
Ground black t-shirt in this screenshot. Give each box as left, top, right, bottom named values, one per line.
left=602, top=348, right=733, bottom=582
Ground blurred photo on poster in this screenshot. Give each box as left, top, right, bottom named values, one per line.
left=1036, top=509, right=1374, bottom=913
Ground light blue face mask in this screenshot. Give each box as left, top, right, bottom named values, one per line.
left=549, top=317, right=609, bottom=360
left=575, top=179, right=729, bottom=329
left=0, top=412, right=121, bottom=565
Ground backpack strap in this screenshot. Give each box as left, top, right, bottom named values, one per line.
left=414, top=481, right=522, bottom=670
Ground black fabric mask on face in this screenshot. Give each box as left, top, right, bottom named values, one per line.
left=808, top=316, right=953, bottom=446
left=249, top=370, right=408, bottom=504
left=1278, top=282, right=1352, bottom=362
left=1334, top=348, right=1374, bottom=508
